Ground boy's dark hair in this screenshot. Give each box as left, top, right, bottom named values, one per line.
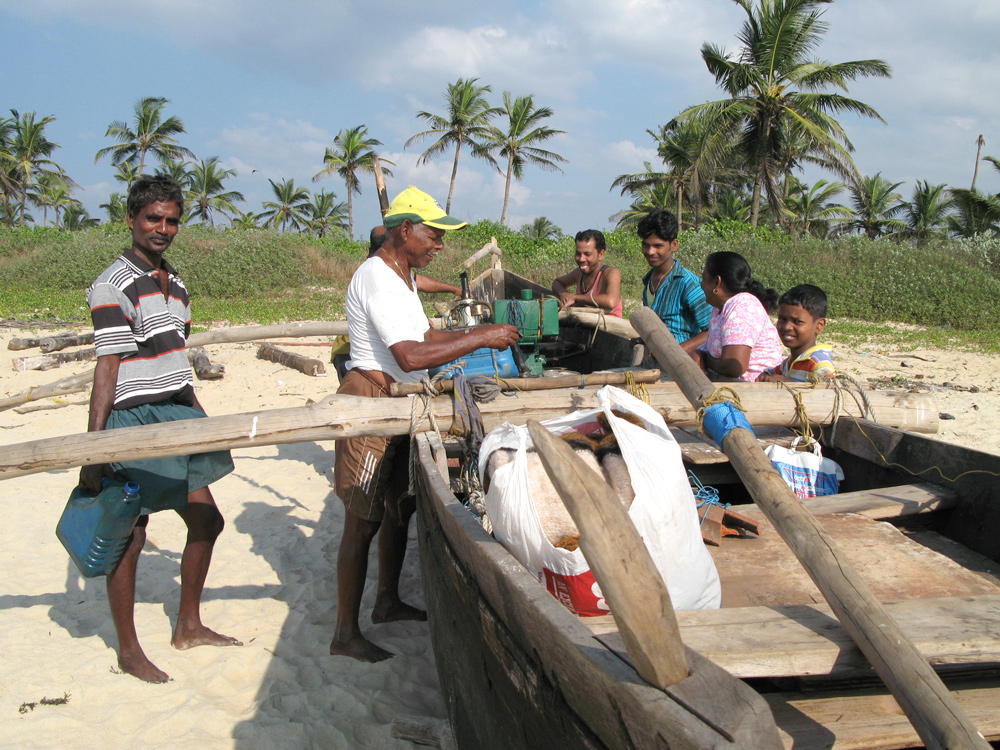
left=574, top=229, right=606, bottom=251
left=127, top=174, right=184, bottom=218
left=779, top=284, right=828, bottom=319
left=637, top=209, right=678, bottom=243
left=704, top=250, right=779, bottom=314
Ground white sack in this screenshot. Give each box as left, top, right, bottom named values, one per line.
left=480, top=386, right=721, bottom=615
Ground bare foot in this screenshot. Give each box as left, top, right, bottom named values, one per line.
left=372, top=598, right=427, bottom=624
left=118, top=651, right=171, bottom=684
left=329, top=633, right=394, bottom=662
left=172, top=624, right=243, bottom=650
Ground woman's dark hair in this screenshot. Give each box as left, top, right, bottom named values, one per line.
left=704, top=251, right=778, bottom=313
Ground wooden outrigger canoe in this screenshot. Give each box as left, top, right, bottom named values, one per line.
left=410, top=268, right=1000, bottom=749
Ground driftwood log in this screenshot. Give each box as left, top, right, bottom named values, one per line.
left=388, top=368, right=662, bottom=396
left=0, top=386, right=936, bottom=481
left=632, top=306, right=989, bottom=750
left=187, top=347, right=225, bottom=380
left=0, top=322, right=349, bottom=413
left=257, top=343, right=326, bottom=377
left=8, top=333, right=73, bottom=351
left=39, top=332, right=95, bottom=352
left=12, top=349, right=97, bottom=372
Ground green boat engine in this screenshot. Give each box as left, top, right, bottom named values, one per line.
left=493, top=289, right=559, bottom=376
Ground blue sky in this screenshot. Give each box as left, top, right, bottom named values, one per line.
left=3, top=0, right=999, bottom=239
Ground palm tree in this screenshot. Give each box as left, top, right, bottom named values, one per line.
left=900, top=181, right=953, bottom=243
left=783, top=177, right=851, bottom=237
left=187, top=157, right=244, bottom=227
left=260, top=178, right=311, bottom=232
left=113, top=160, right=141, bottom=188
left=231, top=209, right=262, bottom=231
left=610, top=181, right=677, bottom=228
left=712, top=189, right=753, bottom=222
left=306, top=189, right=348, bottom=238
left=405, top=77, right=500, bottom=213
left=156, top=158, right=192, bottom=186
left=519, top=217, right=563, bottom=240
left=947, top=188, right=1000, bottom=238
left=313, top=125, right=392, bottom=239
left=32, top=174, right=75, bottom=228
left=0, top=115, right=17, bottom=225
left=62, top=201, right=100, bottom=230
left=101, top=193, right=127, bottom=224
left=675, top=0, right=890, bottom=227
left=846, top=173, right=906, bottom=238
left=478, top=92, right=567, bottom=225
left=94, top=97, right=193, bottom=176
left=8, top=110, right=64, bottom=226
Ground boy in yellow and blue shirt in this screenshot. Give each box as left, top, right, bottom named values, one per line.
left=758, top=284, right=835, bottom=383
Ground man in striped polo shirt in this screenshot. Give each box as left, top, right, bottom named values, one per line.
left=80, top=174, right=240, bottom=683
left=638, top=208, right=712, bottom=352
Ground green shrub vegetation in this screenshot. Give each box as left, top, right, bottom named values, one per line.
left=2, top=221, right=998, bottom=351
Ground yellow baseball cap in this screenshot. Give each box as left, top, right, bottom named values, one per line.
left=383, top=186, right=468, bottom=230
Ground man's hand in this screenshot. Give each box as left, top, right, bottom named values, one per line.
left=557, top=292, right=576, bottom=309
left=478, top=324, right=521, bottom=351
left=79, top=463, right=111, bottom=493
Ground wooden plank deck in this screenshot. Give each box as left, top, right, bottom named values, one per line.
left=709, top=511, right=1000, bottom=608
left=585, top=595, right=1000, bottom=679
left=764, top=681, right=1000, bottom=749
left=725, top=482, right=957, bottom=520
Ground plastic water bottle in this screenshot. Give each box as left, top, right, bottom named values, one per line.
left=56, top=479, right=141, bottom=578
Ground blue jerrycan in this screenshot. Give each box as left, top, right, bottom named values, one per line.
left=56, top=479, right=142, bottom=578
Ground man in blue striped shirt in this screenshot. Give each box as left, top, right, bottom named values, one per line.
left=638, top=209, right=711, bottom=352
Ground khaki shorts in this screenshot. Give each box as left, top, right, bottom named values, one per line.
left=333, top=369, right=412, bottom=523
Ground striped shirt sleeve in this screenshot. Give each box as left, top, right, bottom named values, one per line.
left=88, top=282, right=139, bottom=357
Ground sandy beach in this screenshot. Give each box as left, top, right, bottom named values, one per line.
left=1, top=325, right=998, bottom=749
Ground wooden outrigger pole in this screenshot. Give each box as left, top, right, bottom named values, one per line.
left=1, top=384, right=935, bottom=481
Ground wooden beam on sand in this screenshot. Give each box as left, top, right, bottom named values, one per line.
left=8, top=332, right=78, bottom=351
left=12, top=348, right=96, bottom=372
left=187, top=347, right=225, bottom=380
left=39, top=332, right=94, bottom=352
left=631, top=306, right=990, bottom=750
left=0, top=321, right=349, bottom=413
left=257, top=343, right=326, bottom=377
left=0, top=386, right=935, bottom=480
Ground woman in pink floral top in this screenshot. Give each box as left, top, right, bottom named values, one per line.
left=694, top=251, right=783, bottom=382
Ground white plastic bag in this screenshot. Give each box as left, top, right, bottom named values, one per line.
left=764, top=436, right=845, bottom=499
left=479, top=386, right=721, bottom=615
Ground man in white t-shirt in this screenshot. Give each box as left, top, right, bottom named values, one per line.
left=331, top=186, right=520, bottom=662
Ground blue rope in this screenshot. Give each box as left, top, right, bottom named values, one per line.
left=688, top=470, right=730, bottom=526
